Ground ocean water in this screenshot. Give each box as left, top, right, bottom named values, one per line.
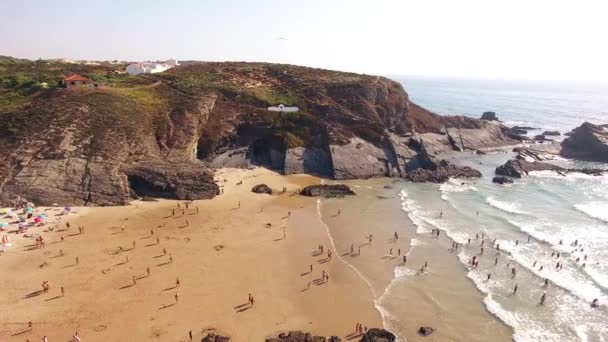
left=398, top=78, right=608, bottom=341
left=396, top=76, right=608, bottom=134
left=320, top=78, right=608, bottom=341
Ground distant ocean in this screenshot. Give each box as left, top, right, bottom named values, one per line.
left=395, top=76, right=608, bottom=134
left=392, top=77, right=608, bottom=341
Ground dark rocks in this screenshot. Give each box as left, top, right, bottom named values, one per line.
left=495, top=158, right=606, bottom=178
left=201, top=333, right=230, bottom=342
left=481, top=111, right=498, bottom=121
left=476, top=150, right=486, bottom=155
left=406, top=159, right=482, bottom=183
left=561, top=122, right=608, bottom=162
left=360, top=328, right=396, bottom=342
left=495, top=159, right=562, bottom=178
left=512, top=126, right=538, bottom=131
left=534, top=134, right=553, bottom=142
left=418, top=326, right=436, bottom=336
left=300, top=184, right=355, bottom=198
left=543, top=130, right=560, bottom=136
left=266, top=331, right=338, bottom=342
left=492, top=176, right=514, bottom=184
left=251, top=184, right=272, bottom=195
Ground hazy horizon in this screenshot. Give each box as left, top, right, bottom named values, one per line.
left=2, top=0, right=607, bottom=82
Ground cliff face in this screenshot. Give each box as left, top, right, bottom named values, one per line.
left=0, top=60, right=518, bottom=206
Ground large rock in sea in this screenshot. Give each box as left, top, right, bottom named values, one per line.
left=251, top=184, right=272, bottom=194
left=300, top=184, right=355, bottom=198
left=405, top=149, right=482, bottom=183
left=543, top=130, right=560, bottom=136
left=360, top=328, right=396, bottom=342
left=495, top=158, right=605, bottom=178
left=481, top=111, right=498, bottom=121
left=492, top=176, right=514, bottom=184
left=561, top=122, right=608, bottom=162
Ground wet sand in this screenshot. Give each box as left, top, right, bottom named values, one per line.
left=0, top=168, right=381, bottom=341
left=319, top=179, right=514, bottom=342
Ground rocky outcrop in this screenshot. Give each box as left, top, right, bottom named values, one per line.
left=406, top=160, right=482, bottom=183
left=251, top=184, right=272, bottom=194
left=543, top=130, right=560, bottom=136
left=493, top=176, right=514, bottom=184
left=0, top=60, right=524, bottom=206
left=360, top=329, right=396, bottom=342
left=266, top=331, right=340, bottom=342
left=418, top=326, right=436, bottom=336
left=495, top=158, right=605, bottom=178
left=561, top=122, right=608, bottom=162
left=300, top=184, right=355, bottom=198
left=481, top=111, right=498, bottom=121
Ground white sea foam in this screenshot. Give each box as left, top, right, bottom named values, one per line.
left=574, top=202, right=608, bottom=223
left=485, top=196, right=529, bottom=215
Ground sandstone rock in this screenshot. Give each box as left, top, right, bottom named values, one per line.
left=360, top=328, right=396, bottom=342
left=561, top=122, right=608, bottom=162
left=481, top=111, right=498, bottom=121
left=543, top=130, right=560, bottom=136
left=300, top=184, right=355, bottom=198
left=492, top=176, right=514, bottom=184
left=251, top=184, right=272, bottom=194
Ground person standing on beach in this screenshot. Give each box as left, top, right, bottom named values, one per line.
left=394, top=232, right=398, bottom=240
left=513, top=283, right=518, bottom=294
left=494, top=257, right=498, bottom=266
left=146, top=267, right=150, bottom=277
left=544, top=278, right=549, bottom=287
left=389, top=248, right=393, bottom=255
left=398, top=248, right=401, bottom=256
left=133, top=276, right=137, bottom=286
left=350, top=244, right=354, bottom=254
left=540, top=293, right=546, bottom=305
left=189, top=330, right=193, bottom=340
left=487, top=273, right=491, bottom=281
left=175, top=292, right=179, bottom=304
left=310, top=264, right=313, bottom=272
left=132, top=240, right=136, bottom=249
left=176, top=277, right=181, bottom=287
left=511, top=267, right=517, bottom=278
left=61, top=286, right=64, bottom=297
left=403, top=255, right=407, bottom=264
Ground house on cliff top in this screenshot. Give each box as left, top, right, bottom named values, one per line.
left=268, top=104, right=299, bottom=112
left=126, top=59, right=179, bottom=75
left=62, top=74, right=92, bottom=88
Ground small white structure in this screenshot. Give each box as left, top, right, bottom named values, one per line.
left=126, top=59, right=179, bottom=75
left=268, top=104, right=299, bottom=112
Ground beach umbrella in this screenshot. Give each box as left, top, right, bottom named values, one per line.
left=64, top=207, right=72, bottom=212
left=34, top=217, right=42, bottom=223
left=0, top=223, right=7, bottom=228
left=38, top=213, right=46, bottom=219
left=0, top=208, right=9, bottom=214
left=26, top=207, right=34, bottom=213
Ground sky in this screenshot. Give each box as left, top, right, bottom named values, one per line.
left=1, top=0, right=607, bottom=82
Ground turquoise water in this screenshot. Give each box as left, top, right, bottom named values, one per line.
left=392, top=78, right=608, bottom=341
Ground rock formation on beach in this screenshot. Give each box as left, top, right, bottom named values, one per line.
left=300, top=184, right=355, bottom=198
left=0, top=57, right=521, bottom=205
left=561, top=122, right=608, bottom=162
left=360, top=328, right=396, bottom=342
left=266, top=331, right=341, bottom=342
left=251, top=184, right=273, bottom=194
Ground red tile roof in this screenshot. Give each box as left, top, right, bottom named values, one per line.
left=64, top=74, right=90, bottom=81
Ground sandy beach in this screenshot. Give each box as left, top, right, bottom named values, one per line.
left=0, top=168, right=381, bottom=341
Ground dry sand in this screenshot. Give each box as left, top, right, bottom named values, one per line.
left=0, top=168, right=381, bottom=342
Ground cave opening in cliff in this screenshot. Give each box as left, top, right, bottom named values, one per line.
left=248, top=136, right=286, bottom=171
left=128, top=175, right=177, bottom=199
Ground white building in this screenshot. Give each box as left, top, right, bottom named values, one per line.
left=126, top=59, right=179, bottom=75
left=268, top=104, right=299, bottom=112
